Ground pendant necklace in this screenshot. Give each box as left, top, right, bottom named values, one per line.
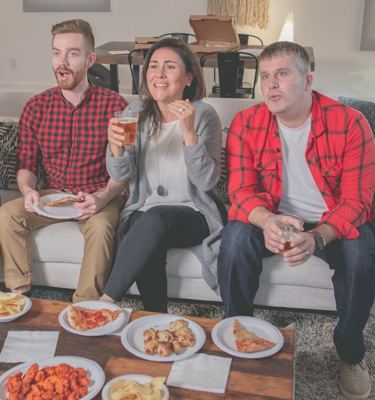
left=156, top=126, right=175, bottom=197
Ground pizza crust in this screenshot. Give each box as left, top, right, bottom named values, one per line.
left=66, top=305, right=79, bottom=329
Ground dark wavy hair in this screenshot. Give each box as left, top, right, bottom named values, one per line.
left=139, top=38, right=206, bottom=137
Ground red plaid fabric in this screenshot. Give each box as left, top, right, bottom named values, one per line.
left=18, top=85, right=127, bottom=193
left=227, top=91, right=375, bottom=239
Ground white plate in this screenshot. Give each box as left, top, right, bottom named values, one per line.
left=0, top=295, right=32, bottom=323
left=102, top=374, right=169, bottom=400
left=33, top=193, right=82, bottom=219
left=121, top=315, right=206, bottom=362
left=212, top=316, right=284, bottom=359
left=59, top=301, right=128, bottom=336
left=0, top=356, right=105, bottom=400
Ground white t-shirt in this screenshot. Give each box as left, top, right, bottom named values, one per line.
left=277, top=116, right=328, bottom=222
left=140, top=120, right=198, bottom=212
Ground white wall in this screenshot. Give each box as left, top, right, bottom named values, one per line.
left=1, top=0, right=374, bottom=98
left=244, top=0, right=375, bottom=97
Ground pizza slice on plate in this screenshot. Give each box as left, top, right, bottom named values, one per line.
left=44, top=196, right=85, bottom=206
left=232, top=319, right=275, bottom=353
left=66, top=305, right=121, bottom=330
left=44, top=196, right=78, bottom=206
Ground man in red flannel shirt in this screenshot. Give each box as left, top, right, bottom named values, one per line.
left=0, top=20, right=128, bottom=302
left=218, top=42, right=375, bottom=399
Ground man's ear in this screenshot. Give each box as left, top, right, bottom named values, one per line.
left=305, top=72, right=313, bottom=91
left=87, top=52, right=96, bottom=69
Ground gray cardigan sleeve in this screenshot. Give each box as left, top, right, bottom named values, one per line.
left=183, top=101, right=222, bottom=191
left=106, top=145, right=136, bottom=182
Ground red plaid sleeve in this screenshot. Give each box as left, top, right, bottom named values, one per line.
left=18, top=97, right=41, bottom=174
left=318, top=111, right=375, bottom=239
left=227, top=106, right=279, bottom=223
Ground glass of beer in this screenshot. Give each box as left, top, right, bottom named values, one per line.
left=114, top=110, right=138, bottom=145
left=280, top=224, right=297, bottom=253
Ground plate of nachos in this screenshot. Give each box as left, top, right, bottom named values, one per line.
left=0, top=291, right=32, bottom=322
left=102, top=374, right=169, bottom=400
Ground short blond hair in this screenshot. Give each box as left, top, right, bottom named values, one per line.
left=51, top=19, right=95, bottom=52
left=259, top=41, right=310, bottom=75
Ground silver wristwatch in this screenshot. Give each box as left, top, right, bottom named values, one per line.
left=310, top=230, right=326, bottom=250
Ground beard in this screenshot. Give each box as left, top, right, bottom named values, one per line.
left=54, top=66, right=86, bottom=90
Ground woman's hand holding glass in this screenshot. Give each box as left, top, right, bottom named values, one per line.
left=108, top=117, right=126, bottom=157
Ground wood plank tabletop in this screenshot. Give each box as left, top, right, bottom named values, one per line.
left=0, top=298, right=295, bottom=399
left=95, top=40, right=315, bottom=71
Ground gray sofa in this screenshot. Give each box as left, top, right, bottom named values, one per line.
left=0, top=90, right=372, bottom=312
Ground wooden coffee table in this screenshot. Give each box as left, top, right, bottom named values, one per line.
left=0, top=298, right=295, bottom=399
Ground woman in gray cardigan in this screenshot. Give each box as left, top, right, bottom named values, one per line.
left=100, top=38, right=226, bottom=311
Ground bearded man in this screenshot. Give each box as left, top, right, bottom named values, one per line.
left=0, top=19, right=127, bottom=302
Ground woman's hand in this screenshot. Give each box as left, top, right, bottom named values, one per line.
left=168, top=100, right=197, bottom=146
left=108, top=118, right=125, bottom=157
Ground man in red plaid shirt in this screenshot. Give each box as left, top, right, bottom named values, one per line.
left=218, top=42, right=375, bottom=399
left=0, top=20, right=127, bottom=302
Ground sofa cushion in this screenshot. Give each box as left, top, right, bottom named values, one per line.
left=166, top=247, right=204, bottom=278
left=0, top=120, right=19, bottom=190
left=30, top=218, right=334, bottom=290
left=261, top=255, right=333, bottom=289
left=338, top=96, right=375, bottom=135
left=31, top=223, right=206, bottom=279
left=32, top=222, right=84, bottom=263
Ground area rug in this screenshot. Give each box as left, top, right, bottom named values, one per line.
left=19, top=286, right=375, bottom=399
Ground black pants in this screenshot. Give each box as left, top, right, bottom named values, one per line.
left=104, top=205, right=209, bottom=312
left=218, top=221, right=375, bottom=364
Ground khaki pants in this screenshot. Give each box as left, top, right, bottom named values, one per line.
left=0, top=190, right=125, bottom=302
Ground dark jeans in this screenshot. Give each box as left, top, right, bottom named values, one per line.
left=104, top=205, right=209, bottom=312
left=218, top=220, right=375, bottom=364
